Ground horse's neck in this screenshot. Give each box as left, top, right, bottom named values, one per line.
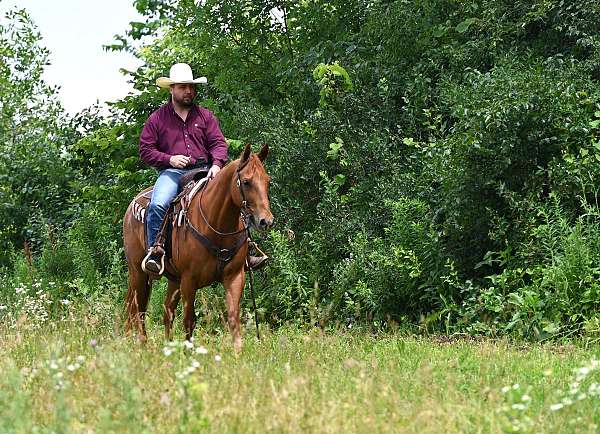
left=192, top=167, right=241, bottom=235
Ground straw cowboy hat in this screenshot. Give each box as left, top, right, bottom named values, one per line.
left=156, top=63, right=208, bottom=88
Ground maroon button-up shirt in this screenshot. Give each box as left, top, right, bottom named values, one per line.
left=139, top=101, right=228, bottom=170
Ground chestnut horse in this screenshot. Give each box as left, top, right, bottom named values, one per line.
left=123, top=144, right=273, bottom=352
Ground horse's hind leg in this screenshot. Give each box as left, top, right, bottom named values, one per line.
left=163, top=279, right=180, bottom=340
left=125, top=266, right=152, bottom=341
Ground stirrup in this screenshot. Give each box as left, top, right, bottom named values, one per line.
left=141, top=250, right=165, bottom=275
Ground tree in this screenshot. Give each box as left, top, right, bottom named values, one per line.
left=0, top=8, right=75, bottom=264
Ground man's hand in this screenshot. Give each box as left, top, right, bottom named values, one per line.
left=169, top=155, right=191, bottom=168
left=207, top=164, right=221, bottom=179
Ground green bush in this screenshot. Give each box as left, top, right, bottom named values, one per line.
left=431, top=60, right=600, bottom=273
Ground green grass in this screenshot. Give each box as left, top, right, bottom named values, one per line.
left=1, top=295, right=600, bottom=433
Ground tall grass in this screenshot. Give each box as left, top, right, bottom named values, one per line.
left=1, top=288, right=599, bottom=433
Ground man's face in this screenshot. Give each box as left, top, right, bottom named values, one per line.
left=170, top=83, right=197, bottom=107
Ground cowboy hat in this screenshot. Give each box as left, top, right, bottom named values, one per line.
left=156, top=63, right=208, bottom=88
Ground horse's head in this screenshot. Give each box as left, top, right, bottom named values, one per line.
left=234, top=143, right=274, bottom=231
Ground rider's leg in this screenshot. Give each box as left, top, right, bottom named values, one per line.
left=144, top=168, right=185, bottom=272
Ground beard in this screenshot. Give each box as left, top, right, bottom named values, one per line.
left=174, top=95, right=194, bottom=107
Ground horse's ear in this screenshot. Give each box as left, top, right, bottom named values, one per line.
left=257, top=143, right=269, bottom=162
left=241, top=143, right=252, bottom=163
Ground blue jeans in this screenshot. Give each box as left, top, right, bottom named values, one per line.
left=146, top=168, right=187, bottom=250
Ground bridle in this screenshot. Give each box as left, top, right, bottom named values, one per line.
left=196, top=159, right=253, bottom=236
left=181, top=159, right=257, bottom=267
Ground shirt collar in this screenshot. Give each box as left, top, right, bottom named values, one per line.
left=167, top=100, right=199, bottom=121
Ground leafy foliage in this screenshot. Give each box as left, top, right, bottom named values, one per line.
left=6, top=0, right=600, bottom=339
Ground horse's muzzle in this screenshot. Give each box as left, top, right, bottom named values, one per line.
left=251, top=214, right=274, bottom=231
left=258, top=216, right=274, bottom=230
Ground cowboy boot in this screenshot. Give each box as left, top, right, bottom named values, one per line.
left=246, top=239, right=269, bottom=271
left=247, top=254, right=269, bottom=271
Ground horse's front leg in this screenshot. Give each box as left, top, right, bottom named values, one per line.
left=179, top=275, right=197, bottom=342
left=223, top=270, right=246, bottom=354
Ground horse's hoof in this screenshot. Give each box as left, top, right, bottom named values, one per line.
left=233, top=338, right=242, bottom=355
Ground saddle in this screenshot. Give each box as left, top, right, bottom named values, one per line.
left=133, top=167, right=210, bottom=268
left=132, top=167, right=209, bottom=225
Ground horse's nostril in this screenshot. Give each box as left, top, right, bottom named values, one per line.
left=257, top=217, right=274, bottom=230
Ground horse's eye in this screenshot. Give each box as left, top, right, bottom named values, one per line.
left=243, top=179, right=251, bottom=186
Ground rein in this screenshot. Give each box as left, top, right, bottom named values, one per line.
left=183, top=174, right=249, bottom=267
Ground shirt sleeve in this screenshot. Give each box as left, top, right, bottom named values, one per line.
left=139, top=114, right=172, bottom=169
left=204, top=111, right=228, bottom=168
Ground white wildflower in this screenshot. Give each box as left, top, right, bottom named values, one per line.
left=512, top=403, right=526, bottom=411
left=184, top=340, right=194, bottom=349
left=214, top=355, right=222, bottom=362
left=163, top=347, right=174, bottom=356
left=195, top=346, right=208, bottom=355
left=49, top=361, right=58, bottom=370
left=521, top=394, right=531, bottom=402
left=66, top=364, right=77, bottom=372
left=60, top=299, right=70, bottom=305
left=501, top=386, right=511, bottom=394
left=550, top=403, right=563, bottom=411
left=191, top=359, right=200, bottom=368
left=76, top=355, right=85, bottom=363
left=578, top=367, right=590, bottom=376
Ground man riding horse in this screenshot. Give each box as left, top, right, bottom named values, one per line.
left=139, top=63, right=267, bottom=274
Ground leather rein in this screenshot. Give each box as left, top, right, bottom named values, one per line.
left=183, top=160, right=252, bottom=269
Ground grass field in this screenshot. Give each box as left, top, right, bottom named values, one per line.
left=1, top=293, right=600, bottom=433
